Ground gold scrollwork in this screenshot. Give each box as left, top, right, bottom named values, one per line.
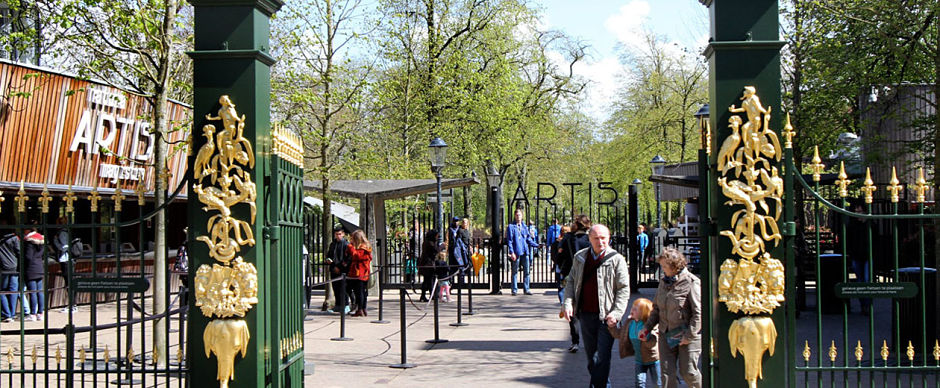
left=195, top=95, right=260, bottom=388
left=729, top=317, right=777, bottom=388
left=273, top=124, right=303, bottom=167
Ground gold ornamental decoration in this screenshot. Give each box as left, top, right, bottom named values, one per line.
left=728, top=316, right=777, bottom=388
left=719, top=87, right=786, bottom=388
left=193, top=95, right=259, bottom=388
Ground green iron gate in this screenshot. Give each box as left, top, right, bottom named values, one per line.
left=0, top=180, right=191, bottom=387
left=699, top=1, right=940, bottom=387
left=786, top=153, right=940, bottom=386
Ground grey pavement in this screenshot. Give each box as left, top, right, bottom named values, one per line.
left=303, top=287, right=661, bottom=387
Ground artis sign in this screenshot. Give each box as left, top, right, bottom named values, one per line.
left=510, top=181, right=619, bottom=211
left=68, top=87, right=155, bottom=163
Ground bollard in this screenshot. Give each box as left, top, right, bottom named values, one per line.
left=426, top=275, right=448, bottom=344
left=464, top=273, right=474, bottom=315
left=331, top=275, right=353, bottom=341
left=450, top=271, right=467, bottom=327
left=389, top=288, right=416, bottom=369
left=371, top=267, right=389, bottom=324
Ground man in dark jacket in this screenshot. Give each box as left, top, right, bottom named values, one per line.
left=556, top=214, right=591, bottom=353
left=0, top=231, right=21, bottom=322
left=325, top=226, right=350, bottom=314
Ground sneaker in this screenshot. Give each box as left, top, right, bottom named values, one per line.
left=25, top=315, right=35, bottom=322
left=568, top=344, right=579, bottom=353
left=326, top=308, right=336, bottom=314
left=1, top=317, right=12, bottom=323
left=524, top=291, right=533, bottom=295
left=343, top=305, right=351, bottom=314
left=511, top=292, right=518, bottom=296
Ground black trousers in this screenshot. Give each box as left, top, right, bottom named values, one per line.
left=331, top=275, right=348, bottom=310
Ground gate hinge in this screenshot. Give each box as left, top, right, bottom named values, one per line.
left=264, top=225, right=280, bottom=241
left=782, top=222, right=796, bottom=237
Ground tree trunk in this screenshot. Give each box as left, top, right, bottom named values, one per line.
left=152, top=0, right=178, bottom=368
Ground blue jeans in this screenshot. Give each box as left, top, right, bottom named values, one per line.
left=579, top=312, right=614, bottom=388
left=0, top=274, right=18, bottom=319
left=635, top=361, right=662, bottom=388
left=510, top=254, right=531, bottom=293
left=26, top=279, right=43, bottom=315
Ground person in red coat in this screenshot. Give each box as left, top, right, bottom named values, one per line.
left=346, top=230, right=373, bottom=317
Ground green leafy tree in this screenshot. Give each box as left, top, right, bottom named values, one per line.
left=35, top=0, right=192, bottom=366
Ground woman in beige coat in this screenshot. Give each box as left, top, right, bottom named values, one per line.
left=640, top=248, right=702, bottom=388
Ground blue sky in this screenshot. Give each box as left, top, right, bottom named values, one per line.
left=537, top=0, right=708, bottom=120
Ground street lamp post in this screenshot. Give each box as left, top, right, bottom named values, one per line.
left=628, top=178, right=642, bottom=290
left=485, top=163, right=503, bottom=295
left=649, top=155, right=666, bottom=228
left=429, top=138, right=448, bottom=245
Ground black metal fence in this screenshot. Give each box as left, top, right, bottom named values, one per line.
left=0, top=183, right=189, bottom=387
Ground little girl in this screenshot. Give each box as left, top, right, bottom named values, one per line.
left=435, top=250, right=451, bottom=302
left=619, top=298, right=661, bottom=388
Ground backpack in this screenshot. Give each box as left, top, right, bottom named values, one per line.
left=0, top=233, right=19, bottom=272
left=69, top=238, right=84, bottom=259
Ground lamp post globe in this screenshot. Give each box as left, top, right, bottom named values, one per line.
left=429, top=137, right=448, bottom=245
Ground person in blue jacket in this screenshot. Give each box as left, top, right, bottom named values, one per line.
left=546, top=218, right=562, bottom=266
left=506, top=209, right=540, bottom=295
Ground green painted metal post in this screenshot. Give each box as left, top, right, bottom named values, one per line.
left=187, top=1, right=284, bottom=387
left=702, top=0, right=786, bottom=387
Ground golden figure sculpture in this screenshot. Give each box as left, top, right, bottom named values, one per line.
left=720, top=87, right=788, bottom=385
left=718, top=259, right=738, bottom=302
left=194, top=125, right=217, bottom=180
left=718, top=116, right=743, bottom=173
left=729, top=317, right=777, bottom=388
left=196, top=95, right=260, bottom=387
left=204, top=319, right=250, bottom=388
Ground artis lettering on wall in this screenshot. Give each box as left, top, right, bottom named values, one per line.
left=68, top=87, right=155, bottom=161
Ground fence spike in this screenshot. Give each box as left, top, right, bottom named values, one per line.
left=103, top=345, right=110, bottom=364
left=855, top=340, right=863, bottom=362
left=15, top=180, right=28, bottom=213
left=30, top=345, right=37, bottom=365
left=89, top=188, right=102, bottom=213
left=835, top=162, right=851, bottom=198
left=78, top=347, right=86, bottom=364
left=933, top=340, right=939, bottom=364
left=861, top=168, right=877, bottom=204
left=915, top=168, right=929, bottom=203
left=112, top=187, right=125, bottom=212
left=783, top=113, right=795, bottom=149
left=55, top=345, right=61, bottom=364
left=127, top=347, right=134, bottom=365
left=0, top=189, right=5, bottom=213
left=136, top=183, right=146, bottom=206
left=39, top=184, right=52, bottom=213
left=828, top=340, right=838, bottom=362
left=881, top=340, right=889, bottom=361
left=811, top=146, right=825, bottom=182
left=177, top=346, right=184, bottom=365
left=887, top=167, right=903, bottom=203
left=907, top=341, right=915, bottom=362
left=5, top=346, right=13, bottom=367
left=153, top=345, right=158, bottom=366
left=802, top=340, right=811, bottom=362
left=64, top=186, right=77, bottom=214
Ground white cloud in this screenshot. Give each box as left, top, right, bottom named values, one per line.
left=574, top=56, right=622, bottom=121
left=603, top=1, right=651, bottom=50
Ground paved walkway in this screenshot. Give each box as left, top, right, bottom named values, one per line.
left=304, top=287, right=659, bottom=387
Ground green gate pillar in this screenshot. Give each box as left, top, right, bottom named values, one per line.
left=701, top=0, right=787, bottom=387
left=186, top=1, right=292, bottom=387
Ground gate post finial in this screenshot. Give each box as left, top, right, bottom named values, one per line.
left=914, top=167, right=929, bottom=203
left=836, top=162, right=851, bottom=198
